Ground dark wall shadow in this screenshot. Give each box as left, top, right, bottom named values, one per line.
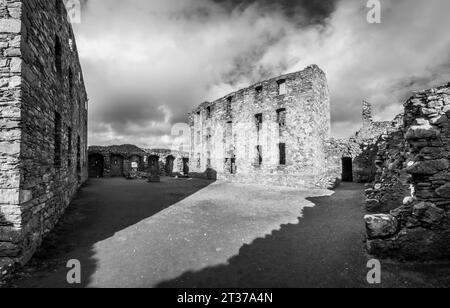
left=156, top=183, right=369, bottom=288
left=6, top=177, right=215, bottom=288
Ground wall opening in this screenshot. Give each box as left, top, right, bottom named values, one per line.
left=342, top=157, right=353, bottom=182
left=110, top=154, right=124, bottom=177
left=76, top=136, right=81, bottom=180
left=55, top=36, right=63, bottom=78
left=255, top=113, right=263, bottom=131
left=256, top=145, right=262, bottom=166
left=277, top=108, right=286, bottom=127
left=88, top=154, right=104, bottom=178
left=206, top=106, right=212, bottom=119
left=255, top=85, right=263, bottom=95
left=165, top=155, right=175, bottom=175
left=279, top=143, right=286, bottom=165
left=54, top=111, right=62, bottom=168
left=68, top=68, right=73, bottom=97
left=277, top=79, right=286, bottom=95
left=67, top=127, right=72, bottom=167
left=182, top=158, right=190, bottom=175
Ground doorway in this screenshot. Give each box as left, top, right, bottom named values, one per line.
left=88, top=154, right=104, bottom=178
left=110, top=154, right=124, bottom=177
left=342, top=157, right=353, bottom=182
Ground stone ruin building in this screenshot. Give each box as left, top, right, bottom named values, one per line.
left=88, top=145, right=189, bottom=180
left=365, top=83, right=450, bottom=261
left=189, top=65, right=332, bottom=188
left=1, top=0, right=88, bottom=273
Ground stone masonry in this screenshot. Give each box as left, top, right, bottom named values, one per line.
left=189, top=65, right=331, bottom=189
left=366, top=83, right=450, bottom=261
left=1, top=0, right=88, bottom=275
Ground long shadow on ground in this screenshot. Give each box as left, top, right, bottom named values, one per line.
left=157, top=183, right=450, bottom=288
left=6, top=177, right=214, bottom=288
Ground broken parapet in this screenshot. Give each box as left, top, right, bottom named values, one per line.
left=366, top=83, right=450, bottom=261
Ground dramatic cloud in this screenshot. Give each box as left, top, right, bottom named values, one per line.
left=73, top=0, right=450, bottom=148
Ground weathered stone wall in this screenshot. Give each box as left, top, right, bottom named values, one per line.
left=365, top=115, right=410, bottom=213
left=1, top=0, right=88, bottom=274
left=366, top=83, right=450, bottom=261
left=189, top=65, right=332, bottom=189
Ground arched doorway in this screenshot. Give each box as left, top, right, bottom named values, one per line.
left=182, top=158, right=189, bottom=175
left=88, top=153, right=104, bottom=178
left=129, top=155, right=142, bottom=171
left=165, top=155, right=175, bottom=176
left=110, top=154, right=124, bottom=177
left=148, top=155, right=160, bottom=182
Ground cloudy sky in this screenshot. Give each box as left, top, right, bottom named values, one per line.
left=71, top=0, right=450, bottom=148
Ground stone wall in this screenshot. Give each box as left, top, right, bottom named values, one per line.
left=366, top=83, right=450, bottom=261
left=1, top=0, right=88, bottom=274
left=189, top=65, right=332, bottom=189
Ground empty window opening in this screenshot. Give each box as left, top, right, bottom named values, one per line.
left=55, top=36, right=63, bottom=78
left=197, top=153, right=201, bottom=169
left=277, top=79, right=287, bottom=95
left=226, top=97, right=232, bottom=114
left=55, top=0, right=62, bottom=14
left=256, top=145, right=262, bottom=166
left=77, top=136, right=81, bottom=178
left=206, top=152, right=211, bottom=168
left=277, top=108, right=287, bottom=127
left=255, top=113, right=263, bottom=131
left=342, top=157, right=353, bottom=182
left=230, top=158, right=236, bottom=174
left=279, top=143, right=286, bottom=165
left=67, top=127, right=72, bottom=167
left=54, top=112, right=62, bottom=168
left=68, top=68, right=73, bottom=97
left=206, top=106, right=212, bottom=119
left=255, top=85, right=263, bottom=95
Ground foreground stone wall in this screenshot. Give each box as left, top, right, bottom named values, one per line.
left=1, top=0, right=88, bottom=274
left=366, top=83, right=450, bottom=260
left=189, top=65, right=332, bottom=188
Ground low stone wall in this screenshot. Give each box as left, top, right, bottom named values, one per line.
left=366, top=83, right=450, bottom=261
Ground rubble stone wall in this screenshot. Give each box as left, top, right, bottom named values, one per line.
left=1, top=0, right=88, bottom=273
left=189, top=65, right=332, bottom=189
left=366, top=84, right=450, bottom=260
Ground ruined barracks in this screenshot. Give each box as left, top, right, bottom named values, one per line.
left=189, top=65, right=332, bottom=189
left=1, top=0, right=88, bottom=270
left=87, top=144, right=189, bottom=178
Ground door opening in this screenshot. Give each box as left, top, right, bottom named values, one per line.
left=342, top=157, right=353, bottom=182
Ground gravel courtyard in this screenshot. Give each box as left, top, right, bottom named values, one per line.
left=4, top=178, right=450, bottom=288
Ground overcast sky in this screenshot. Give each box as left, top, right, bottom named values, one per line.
left=72, top=0, right=450, bottom=148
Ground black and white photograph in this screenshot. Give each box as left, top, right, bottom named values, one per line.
left=1, top=0, right=450, bottom=292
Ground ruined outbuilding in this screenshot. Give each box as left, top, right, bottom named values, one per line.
left=88, top=145, right=189, bottom=179
left=1, top=0, right=88, bottom=272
